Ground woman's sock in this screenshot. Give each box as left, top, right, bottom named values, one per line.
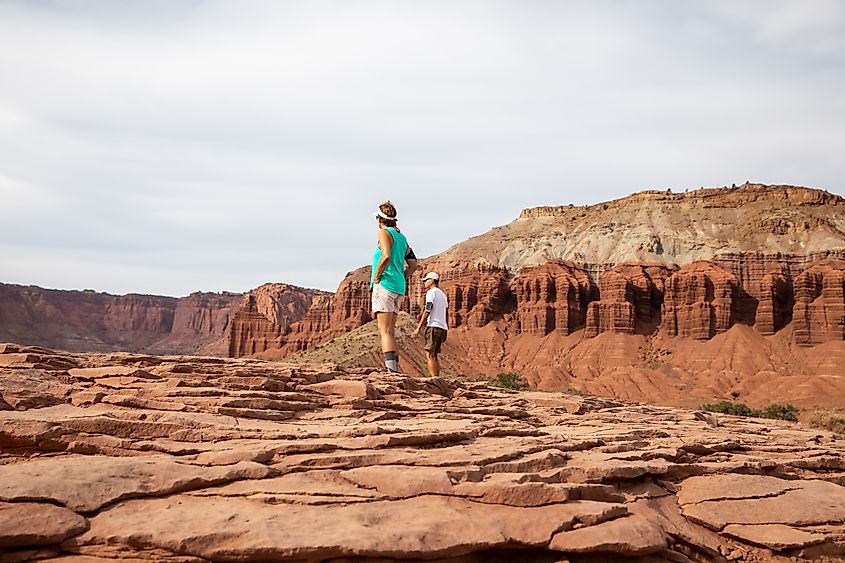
left=384, top=351, right=400, bottom=372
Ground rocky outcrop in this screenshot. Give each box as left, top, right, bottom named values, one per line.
left=227, top=283, right=330, bottom=358
left=411, top=264, right=513, bottom=329
left=585, top=264, right=677, bottom=337
left=510, top=261, right=595, bottom=335
left=792, top=260, right=845, bottom=345
left=662, top=262, right=744, bottom=339
left=268, top=269, right=373, bottom=358
left=0, top=284, right=242, bottom=355
left=455, top=183, right=845, bottom=273
left=148, top=291, right=244, bottom=356
left=2, top=344, right=845, bottom=561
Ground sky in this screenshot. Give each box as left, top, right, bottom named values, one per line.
left=1, top=0, right=844, bottom=296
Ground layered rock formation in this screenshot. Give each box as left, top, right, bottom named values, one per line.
left=2, top=344, right=845, bottom=562
left=586, top=263, right=676, bottom=337
left=0, top=284, right=244, bottom=355
left=662, top=262, right=744, bottom=340
left=227, top=283, right=330, bottom=357
left=232, top=271, right=372, bottom=359
left=510, top=261, right=595, bottom=335
left=229, top=184, right=845, bottom=363
left=793, top=260, right=845, bottom=345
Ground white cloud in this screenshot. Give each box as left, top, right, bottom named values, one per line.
left=0, top=0, right=843, bottom=295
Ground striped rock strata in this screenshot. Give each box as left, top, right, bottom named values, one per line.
left=230, top=184, right=845, bottom=359
left=1, top=344, right=844, bottom=562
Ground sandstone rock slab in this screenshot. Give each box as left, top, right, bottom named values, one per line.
left=680, top=478, right=845, bottom=530
left=548, top=514, right=667, bottom=556
left=722, top=523, right=827, bottom=550
left=0, top=456, right=272, bottom=512
left=0, top=502, right=88, bottom=547
left=72, top=495, right=627, bottom=560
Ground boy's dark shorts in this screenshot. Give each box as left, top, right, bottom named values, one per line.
left=424, top=327, right=447, bottom=353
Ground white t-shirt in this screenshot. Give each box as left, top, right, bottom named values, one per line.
left=425, top=287, right=448, bottom=330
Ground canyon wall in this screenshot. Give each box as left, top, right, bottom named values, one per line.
left=228, top=283, right=335, bottom=357
left=229, top=253, right=845, bottom=358
left=792, top=260, right=845, bottom=345
left=0, top=284, right=292, bottom=356
left=226, top=183, right=845, bottom=356
left=5, top=184, right=844, bottom=359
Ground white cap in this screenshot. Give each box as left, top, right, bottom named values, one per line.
left=421, top=272, right=439, bottom=282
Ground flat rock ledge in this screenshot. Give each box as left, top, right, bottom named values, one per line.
left=1, top=344, right=844, bottom=562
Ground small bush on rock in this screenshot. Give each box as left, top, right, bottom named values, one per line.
left=491, top=372, right=529, bottom=391
left=700, top=401, right=800, bottom=422
left=759, top=403, right=799, bottom=422
left=701, top=401, right=757, bottom=417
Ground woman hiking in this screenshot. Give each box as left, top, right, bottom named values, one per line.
left=371, top=200, right=417, bottom=372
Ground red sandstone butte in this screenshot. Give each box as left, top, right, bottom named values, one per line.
left=228, top=184, right=845, bottom=360
left=510, top=261, right=595, bottom=336
left=0, top=284, right=242, bottom=355
left=792, top=260, right=845, bottom=345
left=662, top=262, right=743, bottom=340
left=227, top=283, right=329, bottom=357
left=585, top=263, right=676, bottom=337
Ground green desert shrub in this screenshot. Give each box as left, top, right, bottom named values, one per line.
left=491, top=372, right=529, bottom=391
left=759, top=403, right=799, bottom=422
left=805, top=410, right=845, bottom=434
left=700, top=401, right=800, bottom=422
left=700, top=401, right=757, bottom=417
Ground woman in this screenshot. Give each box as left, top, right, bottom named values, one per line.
left=371, top=200, right=417, bottom=372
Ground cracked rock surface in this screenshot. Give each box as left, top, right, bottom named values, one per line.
left=1, top=344, right=844, bottom=562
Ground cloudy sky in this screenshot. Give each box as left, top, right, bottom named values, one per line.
left=1, top=1, right=844, bottom=296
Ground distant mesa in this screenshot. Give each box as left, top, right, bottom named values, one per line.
left=0, top=284, right=321, bottom=357
left=229, top=182, right=845, bottom=354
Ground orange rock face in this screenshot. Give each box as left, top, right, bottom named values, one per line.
left=227, top=283, right=331, bottom=358
left=0, top=284, right=241, bottom=355
left=585, top=264, right=677, bottom=337
left=792, top=260, right=845, bottom=345
left=662, top=262, right=744, bottom=340
left=510, top=261, right=595, bottom=335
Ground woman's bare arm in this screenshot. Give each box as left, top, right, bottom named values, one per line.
left=373, top=229, right=393, bottom=284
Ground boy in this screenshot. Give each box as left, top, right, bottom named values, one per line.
left=412, top=272, right=448, bottom=376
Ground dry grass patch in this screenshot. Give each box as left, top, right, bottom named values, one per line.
left=804, top=410, right=845, bottom=435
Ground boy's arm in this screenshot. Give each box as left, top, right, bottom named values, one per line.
left=413, top=298, right=432, bottom=335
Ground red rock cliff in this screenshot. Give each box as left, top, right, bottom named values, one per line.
left=585, top=263, right=677, bottom=337
left=792, top=260, right=845, bottom=345
left=510, top=262, right=595, bottom=335
left=227, top=283, right=331, bottom=358
left=0, top=284, right=241, bottom=355
left=662, top=262, right=744, bottom=339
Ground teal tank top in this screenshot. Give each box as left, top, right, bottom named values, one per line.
left=371, top=227, right=408, bottom=295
